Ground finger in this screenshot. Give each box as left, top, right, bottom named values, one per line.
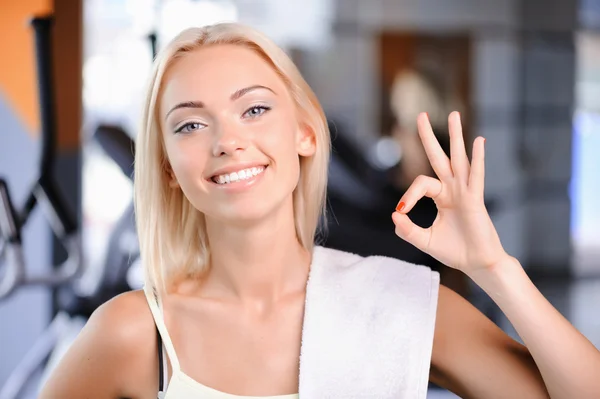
left=395, top=175, right=442, bottom=214
left=448, top=111, right=470, bottom=182
left=417, top=113, right=453, bottom=181
left=392, top=212, right=431, bottom=252
left=468, top=136, right=486, bottom=194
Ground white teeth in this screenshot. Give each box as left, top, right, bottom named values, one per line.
left=213, top=166, right=265, bottom=185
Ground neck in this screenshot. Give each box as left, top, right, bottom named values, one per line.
left=203, top=200, right=311, bottom=303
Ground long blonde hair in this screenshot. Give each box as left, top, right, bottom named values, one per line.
left=134, top=23, right=330, bottom=292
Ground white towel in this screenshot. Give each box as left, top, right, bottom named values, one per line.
left=298, top=246, right=440, bottom=398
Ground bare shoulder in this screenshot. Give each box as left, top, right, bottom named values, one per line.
left=86, top=290, right=157, bottom=359
left=39, top=290, right=160, bottom=399
left=90, top=289, right=155, bottom=340
left=431, top=285, right=548, bottom=398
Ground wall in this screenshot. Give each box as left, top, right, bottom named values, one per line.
left=303, top=0, right=576, bottom=275
left=0, top=98, right=52, bottom=390
left=0, top=0, right=52, bottom=134
left=519, top=0, right=576, bottom=274
left=0, top=0, right=54, bottom=388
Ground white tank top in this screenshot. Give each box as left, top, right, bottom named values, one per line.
left=144, top=245, right=440, bottom=398
left=143, top=287, right=299, bottom=399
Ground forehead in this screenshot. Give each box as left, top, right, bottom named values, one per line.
left=160, top=44, right=286, bottom=109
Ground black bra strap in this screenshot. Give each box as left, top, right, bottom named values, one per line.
left=157, top=325, right=164, bottom=392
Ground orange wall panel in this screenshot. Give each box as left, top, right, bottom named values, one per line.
left=0, top=0, right=54, bottom=135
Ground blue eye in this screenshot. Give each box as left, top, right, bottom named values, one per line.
left=243, top=105, right=271, bottom=119
left=175, top=122, right=204, bottom=134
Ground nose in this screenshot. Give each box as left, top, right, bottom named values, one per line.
left=211, top=120, right=248, bottom=157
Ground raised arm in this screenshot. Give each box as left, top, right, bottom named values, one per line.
left=392, top=112, right=600, bottom=398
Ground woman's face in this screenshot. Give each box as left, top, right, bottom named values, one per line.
left=160, top=44, right=315, bottom=224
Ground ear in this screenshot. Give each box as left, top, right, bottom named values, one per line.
left=165, top=164, right=180, bottom=188
left=168, top=176, right=180, bottom=189
left=296, top=123, right=316, bottom=157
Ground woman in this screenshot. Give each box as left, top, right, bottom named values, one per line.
left=40, top=23, right=600, bottom=399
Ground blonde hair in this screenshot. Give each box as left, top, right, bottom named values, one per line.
left=134, top=23, right=330, bottom=292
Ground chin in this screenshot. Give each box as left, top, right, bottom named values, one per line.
left=208, top=202, right=275, bottom=225
left=206, top=194, right=294, bottom=228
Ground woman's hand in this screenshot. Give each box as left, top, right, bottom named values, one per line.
left=392, top=111, right=509, bottom=276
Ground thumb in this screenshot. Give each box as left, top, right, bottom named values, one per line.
left=392, top=212, right=430, bottom=252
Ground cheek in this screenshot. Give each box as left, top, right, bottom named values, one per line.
left=166, top=137, right=209, bottom=186
left=259, top=114, right=301, bottom=157
left=260, top=121, right=302, bottom=185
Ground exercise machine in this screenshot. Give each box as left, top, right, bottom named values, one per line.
left=0, top=16, right=142, bottom=399
left=0, top=16, right=82, bottom=301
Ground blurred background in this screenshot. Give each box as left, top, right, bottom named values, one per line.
left=0, top=0, right=599, bottom=397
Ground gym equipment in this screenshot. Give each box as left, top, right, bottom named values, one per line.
left=0, top=16, right=82, bottom=300
left=0, top=15, right=84, bottom=399
left=0, top=126, right=140, bottom=399
left=0, top=16, right=142, bottom=399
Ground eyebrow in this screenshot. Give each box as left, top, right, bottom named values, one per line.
left=165, top=85, right=275, bottom=119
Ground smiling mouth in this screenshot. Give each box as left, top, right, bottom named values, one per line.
left=211, top=165, right=268, bottom=185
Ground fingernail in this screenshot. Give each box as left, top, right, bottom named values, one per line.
left=396, top=201, right=405, bottom=212
left=483, top=137, right=486, bottom=143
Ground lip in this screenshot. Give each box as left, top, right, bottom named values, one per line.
left=207, top=162, right=269, bottom=181
left=208, top=165, right=268, bottom=192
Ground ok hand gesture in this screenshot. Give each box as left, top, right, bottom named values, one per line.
left=392, top=112, right=509, bottom=276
